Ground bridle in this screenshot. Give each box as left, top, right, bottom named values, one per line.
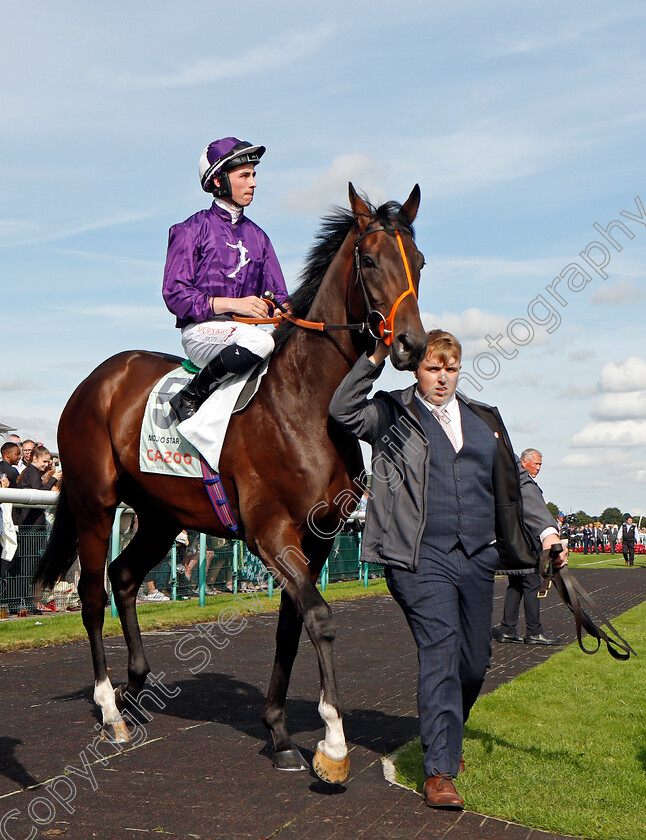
left=352, top=226, right=417, bottom=345
left=233, top=225, right=418, bottom=344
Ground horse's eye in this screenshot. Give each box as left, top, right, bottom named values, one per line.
left=362, top=255, right=375, bottom=269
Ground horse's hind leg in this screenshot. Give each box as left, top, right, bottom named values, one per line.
left=108, top=508, right=178, bottom=706
left=76, top=515, right=131, bottom=743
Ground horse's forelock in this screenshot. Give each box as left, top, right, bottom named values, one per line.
left=373, top=200, right=415, bottom=237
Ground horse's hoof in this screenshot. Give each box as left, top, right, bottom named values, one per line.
left=312, top=747, right=350, bottom=784
left=101, top=720, right=131, bottom=744
left=273, top=748, right=309, bottom=772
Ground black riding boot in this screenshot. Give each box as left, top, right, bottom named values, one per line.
left=170, top=355, right=231, bottom=422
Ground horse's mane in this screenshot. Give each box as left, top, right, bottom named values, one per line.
left=272, top=198, right=415, bottom=355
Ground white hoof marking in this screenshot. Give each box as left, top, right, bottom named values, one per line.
left=318, top=692, right=348, bottom=761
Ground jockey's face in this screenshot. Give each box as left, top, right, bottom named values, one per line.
left=415, top=354, right=461, bottom=407
left=216, top=164, right=257, bottom=207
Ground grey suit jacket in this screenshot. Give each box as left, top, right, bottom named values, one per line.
left=509, top=458, right=558, bottom=574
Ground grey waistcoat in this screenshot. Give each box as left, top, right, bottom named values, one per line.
left=417, top=402, right=497, bottom=557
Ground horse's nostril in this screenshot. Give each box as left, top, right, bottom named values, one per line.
left=397, top=333, right=413, bottom=353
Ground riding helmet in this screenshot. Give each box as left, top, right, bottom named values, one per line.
left=199, top=137, right=265, bottom=195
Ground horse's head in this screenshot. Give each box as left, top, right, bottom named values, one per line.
left=348, top=183, right=428, bottom=371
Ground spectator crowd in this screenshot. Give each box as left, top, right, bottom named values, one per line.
left=561, top=519, right=645, bottom=558
left=0, top=434, right=64, bottom=614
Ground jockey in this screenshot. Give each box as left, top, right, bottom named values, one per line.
left=163, top=137, right=290, bottom=421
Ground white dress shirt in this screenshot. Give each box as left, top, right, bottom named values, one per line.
left=415, top=390, right=464, bottom=451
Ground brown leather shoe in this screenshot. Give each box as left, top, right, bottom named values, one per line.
left=458, top=754, right=465, bottom=774
left=423, top=774, right=464, bottom=809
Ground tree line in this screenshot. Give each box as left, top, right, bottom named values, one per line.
left=545, top=504, right=632, bottom=526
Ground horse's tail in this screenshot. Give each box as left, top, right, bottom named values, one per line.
left=33, top=482, right=79, bottom=590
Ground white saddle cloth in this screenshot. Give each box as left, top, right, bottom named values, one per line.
left=139, top=362, right=269, bottom=477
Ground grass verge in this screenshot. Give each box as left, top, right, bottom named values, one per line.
left=393, top=600, right=645, bottom=840
left=566, top=553, right=644, bottom=569
left=0, top=578, right=389, bottom=653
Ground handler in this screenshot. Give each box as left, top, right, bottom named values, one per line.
left=163, top=137, right=290, bottom=421
left=329, top=329, right=567, bottom=809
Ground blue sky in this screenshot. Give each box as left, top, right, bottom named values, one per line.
left=2, top=1, right=645, bottom=518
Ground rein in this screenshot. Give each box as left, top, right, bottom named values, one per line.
left=539, top=544, right=636, bottom=660
left=232, top=226, right=417, bottom=343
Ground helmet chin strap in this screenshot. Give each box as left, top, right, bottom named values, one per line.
left=212, top=171, right=245, bottom=212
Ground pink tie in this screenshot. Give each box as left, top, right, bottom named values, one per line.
left=433, top=407, right=459, bottom=452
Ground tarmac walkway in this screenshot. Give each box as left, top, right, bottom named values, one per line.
left=0, top=567, right=644, bottom=840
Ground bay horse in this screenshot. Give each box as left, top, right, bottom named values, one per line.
left=34, top=184, right=428, bottom=784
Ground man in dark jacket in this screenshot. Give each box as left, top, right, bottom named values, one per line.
left=582, top=524, right=592, bottom=554
left=329, top=330, right=567, bottom=810
left=0, top=442, right=21, bottom=488
left=492, top=449, right=562, bottom=646
left=620, top=516, right=637, bottom=566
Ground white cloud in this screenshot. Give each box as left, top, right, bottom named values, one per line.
left=122, top=27, right=333, bottom=89
left=561, top=453, right=599, bottom=468
left=282, top=154, right=386, bottom=216
left=0, top=219, right=33, bottom=238
left=489, top=11, right=640, bottom=56
left=401, top=131, right=573, bottom=197
left=561, top=451, right=628, bottom=468
left=590, top=277, right=646, bottom=306
left=0, top=379, right=30, bottom=392
left=2, top=414, right=60, bottom=450
left=292, top=126, right=586, bottom=215
left=50, top=248, right=162, bottom=269
left=420, top=306, right=509, bottom=357
left=419, top=306, right=551, bottom=359
left=58, top=305, right=169, bottom=329
left=427, top=254, right=566, bottom=288
left=599, top=357, right=646, bottom=392
left=508, top=420, right=539, bottom=434
left=572, top=420, right=646, bottom=447
left=569, top=348, right=594, bottom=361
left=0, top=212, right=155, bottom=250
left=592, top=391, right=646, bottom=420
left=557, top=383, right=598, bottom=399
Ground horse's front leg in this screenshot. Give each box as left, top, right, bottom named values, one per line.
left=256, top=527, right=349, bottom=784
left=306, top=592, right=350, bottom=785
left=262, top=591, right=309, bottom=771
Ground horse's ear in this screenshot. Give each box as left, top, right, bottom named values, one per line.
left=401, top=184, right=421, bottom=224
left=349, top=183, right=370, bottom=232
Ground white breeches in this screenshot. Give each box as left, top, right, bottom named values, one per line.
left=181, top=321, right=275, bottom=369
